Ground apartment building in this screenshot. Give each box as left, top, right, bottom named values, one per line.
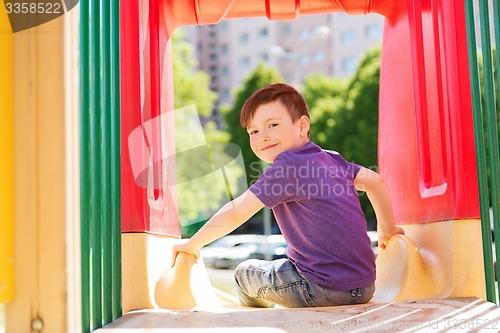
left=184, top=12, right=384, bottom=112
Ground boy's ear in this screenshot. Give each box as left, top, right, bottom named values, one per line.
left=299, top=115, right=310, bottom=136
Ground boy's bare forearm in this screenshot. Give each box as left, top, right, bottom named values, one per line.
left=187, top=190, right=264, bottom=251
left=188, top=201, right=246, bottom=250
left=366, top=184, right=398, bottom=236
left=354, top=167, right=404, bottom=248
left=364, top=177, right=405, bottom=249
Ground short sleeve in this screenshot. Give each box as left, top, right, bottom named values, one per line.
left=249, top=156, right=296, bottom=208
left=324, top=150, right=361, bottom=182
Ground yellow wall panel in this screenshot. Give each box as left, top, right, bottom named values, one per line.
left=5, top=16, right=67, bottom=332
left=0, top=3, right=15, bottom=304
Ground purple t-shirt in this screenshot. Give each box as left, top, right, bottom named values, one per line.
left=249, top=141, right=376, bottom=291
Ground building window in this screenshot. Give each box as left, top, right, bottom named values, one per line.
left=222, top=89, right=230, bottom=100
left=240, top=56, right=250, bottom=67
left=240, top=32, right=249, bottom=44
left=260, top=52, right=269, bottom=61
left=299, top=28, right=309, bottom=40
left=209, top=65, right=217, bottom=73
left=209, top=43, right=217, bottom=52
left=221, top=44, right=228, bottom=54
left=257, top=27, right=268, bottom=38
left=340, top=30, right=356, bottom=44
left=221, top=66, right=229, bottom=76
left=282, top=24, right=291, bottom=36
left=298, top=54, right=310, bottom=65
left=209, top=53, right=217, bottom=61
left=365, top=24, right=382, bottom=40
left=341, top=57, right=357, bottom=73
left=313, top=51, right=324, bottom=63
left=209, top=31, right=216, bottom=39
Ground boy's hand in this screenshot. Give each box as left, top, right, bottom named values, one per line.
left=378, top=226, right=405, bottom=250
left=171, top=239, right=200, bottom=267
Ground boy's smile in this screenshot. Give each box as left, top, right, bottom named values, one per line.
left=246, top=101, right=310, bottom=163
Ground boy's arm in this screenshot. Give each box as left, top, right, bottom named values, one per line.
left=353, top=167, right=404, bottom=249
left=171, top=190, right=265, bottom=266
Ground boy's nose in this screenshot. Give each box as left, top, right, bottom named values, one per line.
left=260, top=135, right=270, bottom=143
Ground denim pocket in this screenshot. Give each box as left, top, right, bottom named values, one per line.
left=257, top=280, right=318, bottom=308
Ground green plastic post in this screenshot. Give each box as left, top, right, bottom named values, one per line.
left=464, top=0, right=496, bottom=303
left=80, top=0, right=91, bottom=331
left=90, top=0, right=103, bottom=328
left=478, top=0, right=500, bottom=301
left=100, top=0, right=113, bottom=325
left=110, top=0, right=122, bottom=321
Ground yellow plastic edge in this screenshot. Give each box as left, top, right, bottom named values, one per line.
left=0, top=4, right=14, bottom=303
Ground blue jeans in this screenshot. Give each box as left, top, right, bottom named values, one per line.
left=234, top=258, right=375, bottom=308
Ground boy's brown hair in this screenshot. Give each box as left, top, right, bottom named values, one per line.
left=240, top=83, right=310, bottom=129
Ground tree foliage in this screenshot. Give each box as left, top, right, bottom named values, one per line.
left=172, top=29, right=218, bottom=117
left=172, top=29, right=236, bottom=236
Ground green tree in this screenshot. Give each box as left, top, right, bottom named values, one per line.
left=221, top=63, right=283, bottom=186
left=172, top=29, right=239, bottom=236
left=303, top=47, right=381, bottom=225
left=333, top=47, right=381, bottom=168
left=302, top=75, right=347, bottom=147
left=172, top=29, right=217, bottom=117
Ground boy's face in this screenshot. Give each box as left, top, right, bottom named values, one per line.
left=246, top=101, right=310, bottom=163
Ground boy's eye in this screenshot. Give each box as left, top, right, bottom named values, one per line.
left=269, top=123, right=278, bottom=128
left=249, top=130, right=258, bottom=135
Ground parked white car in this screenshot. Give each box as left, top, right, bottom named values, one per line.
left=201, top=234, right=288, bottom=269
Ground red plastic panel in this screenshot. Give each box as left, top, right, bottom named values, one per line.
left=163, top=0, right=397, bottom=35
left=379, top=0, right=479, bottom=223
left=120, top=0, right=180, bottom=235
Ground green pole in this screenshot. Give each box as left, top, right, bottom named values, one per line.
left=110, top=0, right=122, bottom=320
left=477, top=0, right=500, bottom=299
left=80, top=0, right=91, bottom=331
left=489, top=0, right=500, bottom=298
left=81, top=0, right=122, bottom=329
left=101, top=0, right=113, bottom=325
left=464, top=0, right=496, bottom=302
left=90, top=0, right=103, bottom=327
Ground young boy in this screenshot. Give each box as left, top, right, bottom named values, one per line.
left=172, top=83, right=404, bottom=308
